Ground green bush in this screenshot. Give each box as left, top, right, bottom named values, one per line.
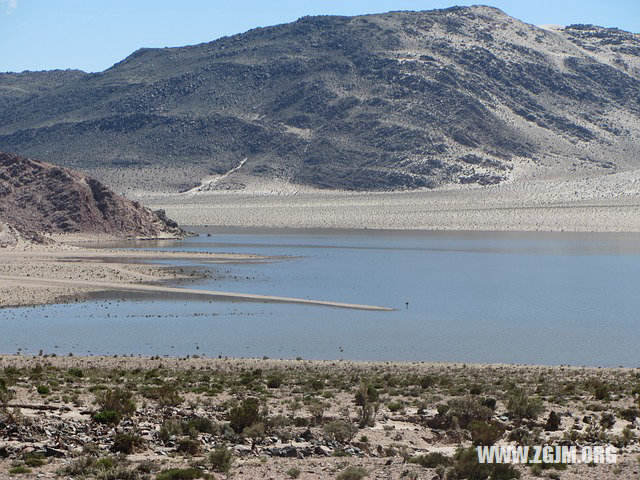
left=228, top=397, right=262, bottom=433
left=176, top=438, right=200, bottom=455
left=446, top=447, right=520, bottom=480
left=323, top=419, right=358, bottom=444
left=209, top=445, right=233, bottom=474
left=156, top=468, right=203, bottom=480
left=111, top=433, right=143, bottom=454
left=469, top=420, right=505, bottom=446
left=93, top=410, right=122, bottom=425
left=23, top=452, right=45, bottom=467
left=337, top=466, right=368, bottom=480
left=409, top=452, right=452, bottom=468
left=593, top=382, right=610, bottom=401
left=507, top=390, right=543, bottom=422
left=185, top=416, right=215, bottom=434
left=266, top=374, right=283, bottom=388
left=96, top=388, right=136, bottom=417
left=286, top=466, right=301, bottom=479
left=36, top=385, right=50, bottom=395
left=448, top=396, right=493, bottom=429
left=9, top=466, right=31, bottom=475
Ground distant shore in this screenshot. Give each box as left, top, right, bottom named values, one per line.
left=138, top=171, right=640, bottom=232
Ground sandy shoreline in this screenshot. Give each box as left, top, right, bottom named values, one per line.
left=0, top=243, right=389, bottom=310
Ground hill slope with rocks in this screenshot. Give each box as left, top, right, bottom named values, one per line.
left=0, top=151, right=183, bottom=245
left=1, top=6, right=640, bottom=193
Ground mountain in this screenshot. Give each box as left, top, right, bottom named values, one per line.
left=1, top=6, right=640, bottom=193
left=0, top=151, right=183, bottom=244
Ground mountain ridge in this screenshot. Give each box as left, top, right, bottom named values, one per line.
left=1, top=6, right=640, bottom=193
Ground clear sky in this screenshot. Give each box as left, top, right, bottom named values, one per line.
left=1, top=0, right=639, bottom=73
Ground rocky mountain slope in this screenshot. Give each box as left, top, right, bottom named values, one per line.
left=1, top=6, right=640, bottom=193
left=0, top=151, right=183, bottom=244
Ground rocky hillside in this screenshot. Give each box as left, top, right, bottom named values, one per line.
left=1, top=6, right=640, bottom=192
left=0, top=151, right=183, bottom=242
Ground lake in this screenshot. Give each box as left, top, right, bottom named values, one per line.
left=2, top=228, right=639, bottom=366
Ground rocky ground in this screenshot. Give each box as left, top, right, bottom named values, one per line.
left=0, top=356, right=638, bottom=479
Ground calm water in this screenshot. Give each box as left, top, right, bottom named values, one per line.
left=2, top=229, right=639, bottom=366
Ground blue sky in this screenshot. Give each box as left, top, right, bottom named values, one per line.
left=1, top=0, right=639, bottom=73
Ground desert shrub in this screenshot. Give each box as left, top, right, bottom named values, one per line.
left=93, top=410, right=122, bottom=425
left=418, top=374, right=437, bottom=389
left=469, top=384, right=483, bottom=395
left=309, top=378, right=325, bottom=391
left=159, top=419, right=183, bottom=444
left=156, top=468, right=203, bottom=480
left=266, top=373, right=284, bottom=388
left=481, top=397, right=497, bottom=410
left=0, top=377, right=14, bottom=410
left=58, top=456, right=96, bottom=476
left=337, top=465, right=368, bottom=480
left=409, top=452, right=452, bottom=468
left=228, top=397, right=262, bottom=433
left=387, top=401, right=403, bottom=413
left=355, top=383, right=379, bottom=406
left=308, top=399, right=327, bottom=423
left=600, top=412, right=616, bottom=429
left=593, top=381, right=610, bottom=400
left=469, top=420, right=505, bottom=446
left=209, top=445, right=233, bottom=474
left=544, top=411, right=562, bottom=431
left=243, top=422, right=265, bottom=447
left=68, top=367, right=84, bottom=378
left=355, top=383, right=380, bottom=428
left=95, top=388, right=136, bottom=418
left=23, top=452, right=46, bottom=467
left=448, top=396, right=493, bottom=429
left=176, top=438, right=200, bottom=455
left=36, top=385, right=50, bottom=395
left=9, top=466, right=31, bottom=475
left=111, top=433, right=143, bottom=454
left=148, top=383, right=183, bottom=407
left=446, top=447, right=520, bottom=480
left=286, top=466, right=301, bottom=478
left=185, top=416, right=215, bottom=434
left=323, top=419, right=358, bottom=444
left=507, top=390, right=543, bottom=422
left=619, top=407, right=639, bottom=422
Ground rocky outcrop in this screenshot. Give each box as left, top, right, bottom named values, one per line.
left=0, top=151, right=183, bottom=239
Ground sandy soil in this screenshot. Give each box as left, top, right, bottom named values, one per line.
left=137, top=170, right=640, bottom=231
left=0, top=242, right=389, bottom=310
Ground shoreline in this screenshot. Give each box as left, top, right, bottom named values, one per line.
left=1, top=354, right=637, bottom=372
left=0, top=243, right=390, bottom=310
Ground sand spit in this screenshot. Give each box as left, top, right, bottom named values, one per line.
left=0, top=274, right=391, bottom=311
left=0, top=244, right=389, bottom=310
